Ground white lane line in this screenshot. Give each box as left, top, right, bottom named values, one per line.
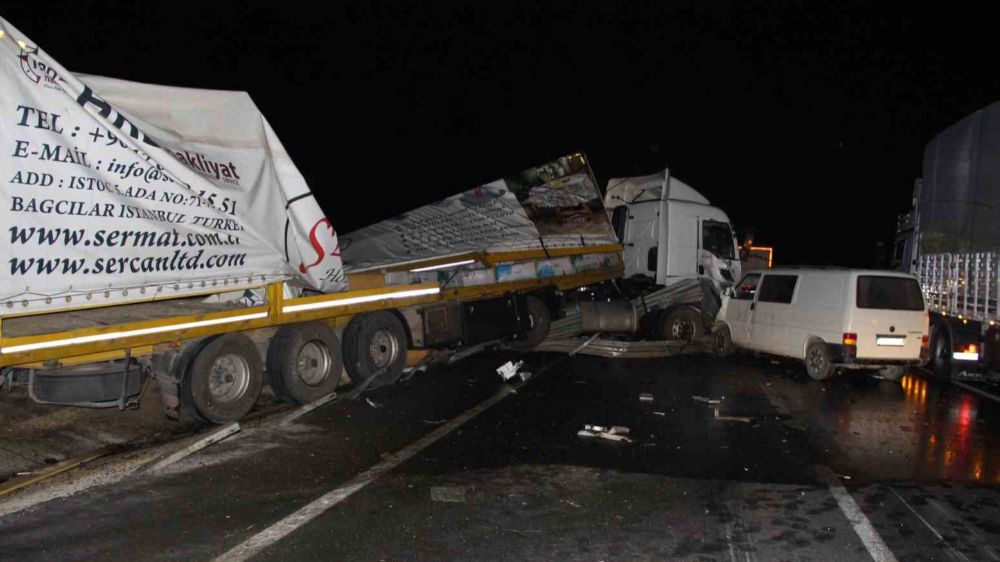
left=927, top=496, right=1000, bottom=561
left=951, top=381, right=1000, bottom=404
left=888, top=487, right=971, bottom=562
left=214, top=382, right=525, bottom=562
left=815, top=466, right=898, bottom=562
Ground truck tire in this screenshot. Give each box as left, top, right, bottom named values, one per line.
left=180, top=333, right=264, bottom=424
left=342, top=311, right=408, bottom=387
left=930, top=328, right=952, bottom=381
left=267, top=322, right=343, bottom=404
left=510, top=295, right=552, bottom=351
left=661, top=306, right=704, bottom=342
left=712, top=324, right=737, bottom=358
left=804, top=341, right=834, bottom=381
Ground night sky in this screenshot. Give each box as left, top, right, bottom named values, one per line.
left=5, top=2, right=997, bottom=267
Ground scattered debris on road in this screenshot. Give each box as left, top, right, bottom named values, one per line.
left=421, top=419, right=448, bottom=425
left=714, top=409, right=753, bottom=423
left=577, top=424, right=632, bottom=443
left=638, top=392, right=654, bottom=402
left=430, top=486, right=467, bottom=503
left=365, top=397, right=382, bottom=409
left=692, top=395, right=753, bottom=423
left=0, top=445, right=122, bottom=498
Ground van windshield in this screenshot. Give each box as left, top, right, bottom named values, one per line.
left=856, top=276, right=924, bottom=311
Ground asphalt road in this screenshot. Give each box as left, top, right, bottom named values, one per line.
left=0, top=352, right=998, bottom=561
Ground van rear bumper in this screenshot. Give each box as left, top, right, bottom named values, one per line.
left=824, top=343, right=922, bottom=367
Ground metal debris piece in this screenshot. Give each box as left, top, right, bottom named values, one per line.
left=146, top=423, right=240, bottom=473
left=365, top=397, right=382, bottom=409
left=693, top=395, right=722, bottom=405
left=496, top=360, right=525, bottom=381
left=577, top=424, right=632, bottom=443
left=638, top=392, right=654, bottom=402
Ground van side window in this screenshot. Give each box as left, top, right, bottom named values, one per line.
left=734, top=273, right=761, bottom=300
left=757, top=274, right=798, bottom=304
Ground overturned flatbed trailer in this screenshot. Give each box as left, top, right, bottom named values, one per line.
left=0, top=14, right=627, bottom=424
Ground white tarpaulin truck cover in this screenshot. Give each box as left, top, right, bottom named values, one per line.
left=340, top=153, right=618, bottom=272
left=0, top=17, right=345, bottom=314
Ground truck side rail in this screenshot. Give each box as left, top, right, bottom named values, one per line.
left=917, top=252, right=1000, bottom=324
left=0, top=255, right=624, bottom=368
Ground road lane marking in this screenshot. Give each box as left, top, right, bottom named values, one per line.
left=214, top=360, right=559, bottom=562
left=815, top=466, right=898, bottom=562
left=888, top=487, right=970, bottom=562
left=926, top=496, right=1000, bottom=561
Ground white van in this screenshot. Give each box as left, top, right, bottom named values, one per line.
left=713, top=268, right=928, bottom=380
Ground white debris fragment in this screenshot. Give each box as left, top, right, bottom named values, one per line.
left=577, top=424, right=632, bottom=443
left=638, top=392, right=654, bottom=402
left=496, top=360, right=525, bottom=381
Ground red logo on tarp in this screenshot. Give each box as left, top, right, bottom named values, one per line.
left=298, top=218, right=340, bottom=274
left=17, top=44, right=59, bottom=88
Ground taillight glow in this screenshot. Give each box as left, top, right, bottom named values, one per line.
left=842, top=332, right=858, bottom=346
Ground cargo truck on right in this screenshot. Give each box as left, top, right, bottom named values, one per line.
left=892, top=100, right=1000, bottom=379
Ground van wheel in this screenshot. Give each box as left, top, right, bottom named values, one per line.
left=930, top=329, right=952, bottom=381
left=661, top=306, right=704, bottom=342
left=712, top=324, right=736, bottom=358
left=267, top=322, right=343, bottom=404
left=342, top=311, right=407, bottom=387
left=878, top=366, right=904, bottom=381
left=180, top=333, right=263, bottom=423
left=804, top=341, right=834, bottom=381
left=510, top=296, right=552, bottom=351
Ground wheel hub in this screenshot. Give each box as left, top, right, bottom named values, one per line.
left=208, top=353, right=251, bottom=404
left=369, top=329, right=399, bottom=369
left=296, top=341, right=332, bottom=386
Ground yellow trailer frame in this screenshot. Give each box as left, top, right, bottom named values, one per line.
left=0, top=244, right=623, bottom=369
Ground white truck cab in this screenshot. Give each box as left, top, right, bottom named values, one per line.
left=604, top=169, right=741, bottom=293
left=715, top=267, right=929, bottom=380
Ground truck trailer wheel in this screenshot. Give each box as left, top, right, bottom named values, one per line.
left=661, top=306, right=704, bottom=342
left=267, top=322, right=343, bottom=404
left=712, top=324, right=737, bottom=358
left=804, top=341, right=834, bottom=381
left=930, top=328, right=952, bottom=381
left=342, top=311, right=408, bottom=387
left=181, top=333, right=264, bottom=423
left=510, top=295, right=552, bottom=351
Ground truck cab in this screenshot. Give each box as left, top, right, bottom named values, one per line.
left=604, top=169, right=741, bottom=293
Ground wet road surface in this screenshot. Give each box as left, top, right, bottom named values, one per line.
left=0, top=352, right=998, bottom=561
